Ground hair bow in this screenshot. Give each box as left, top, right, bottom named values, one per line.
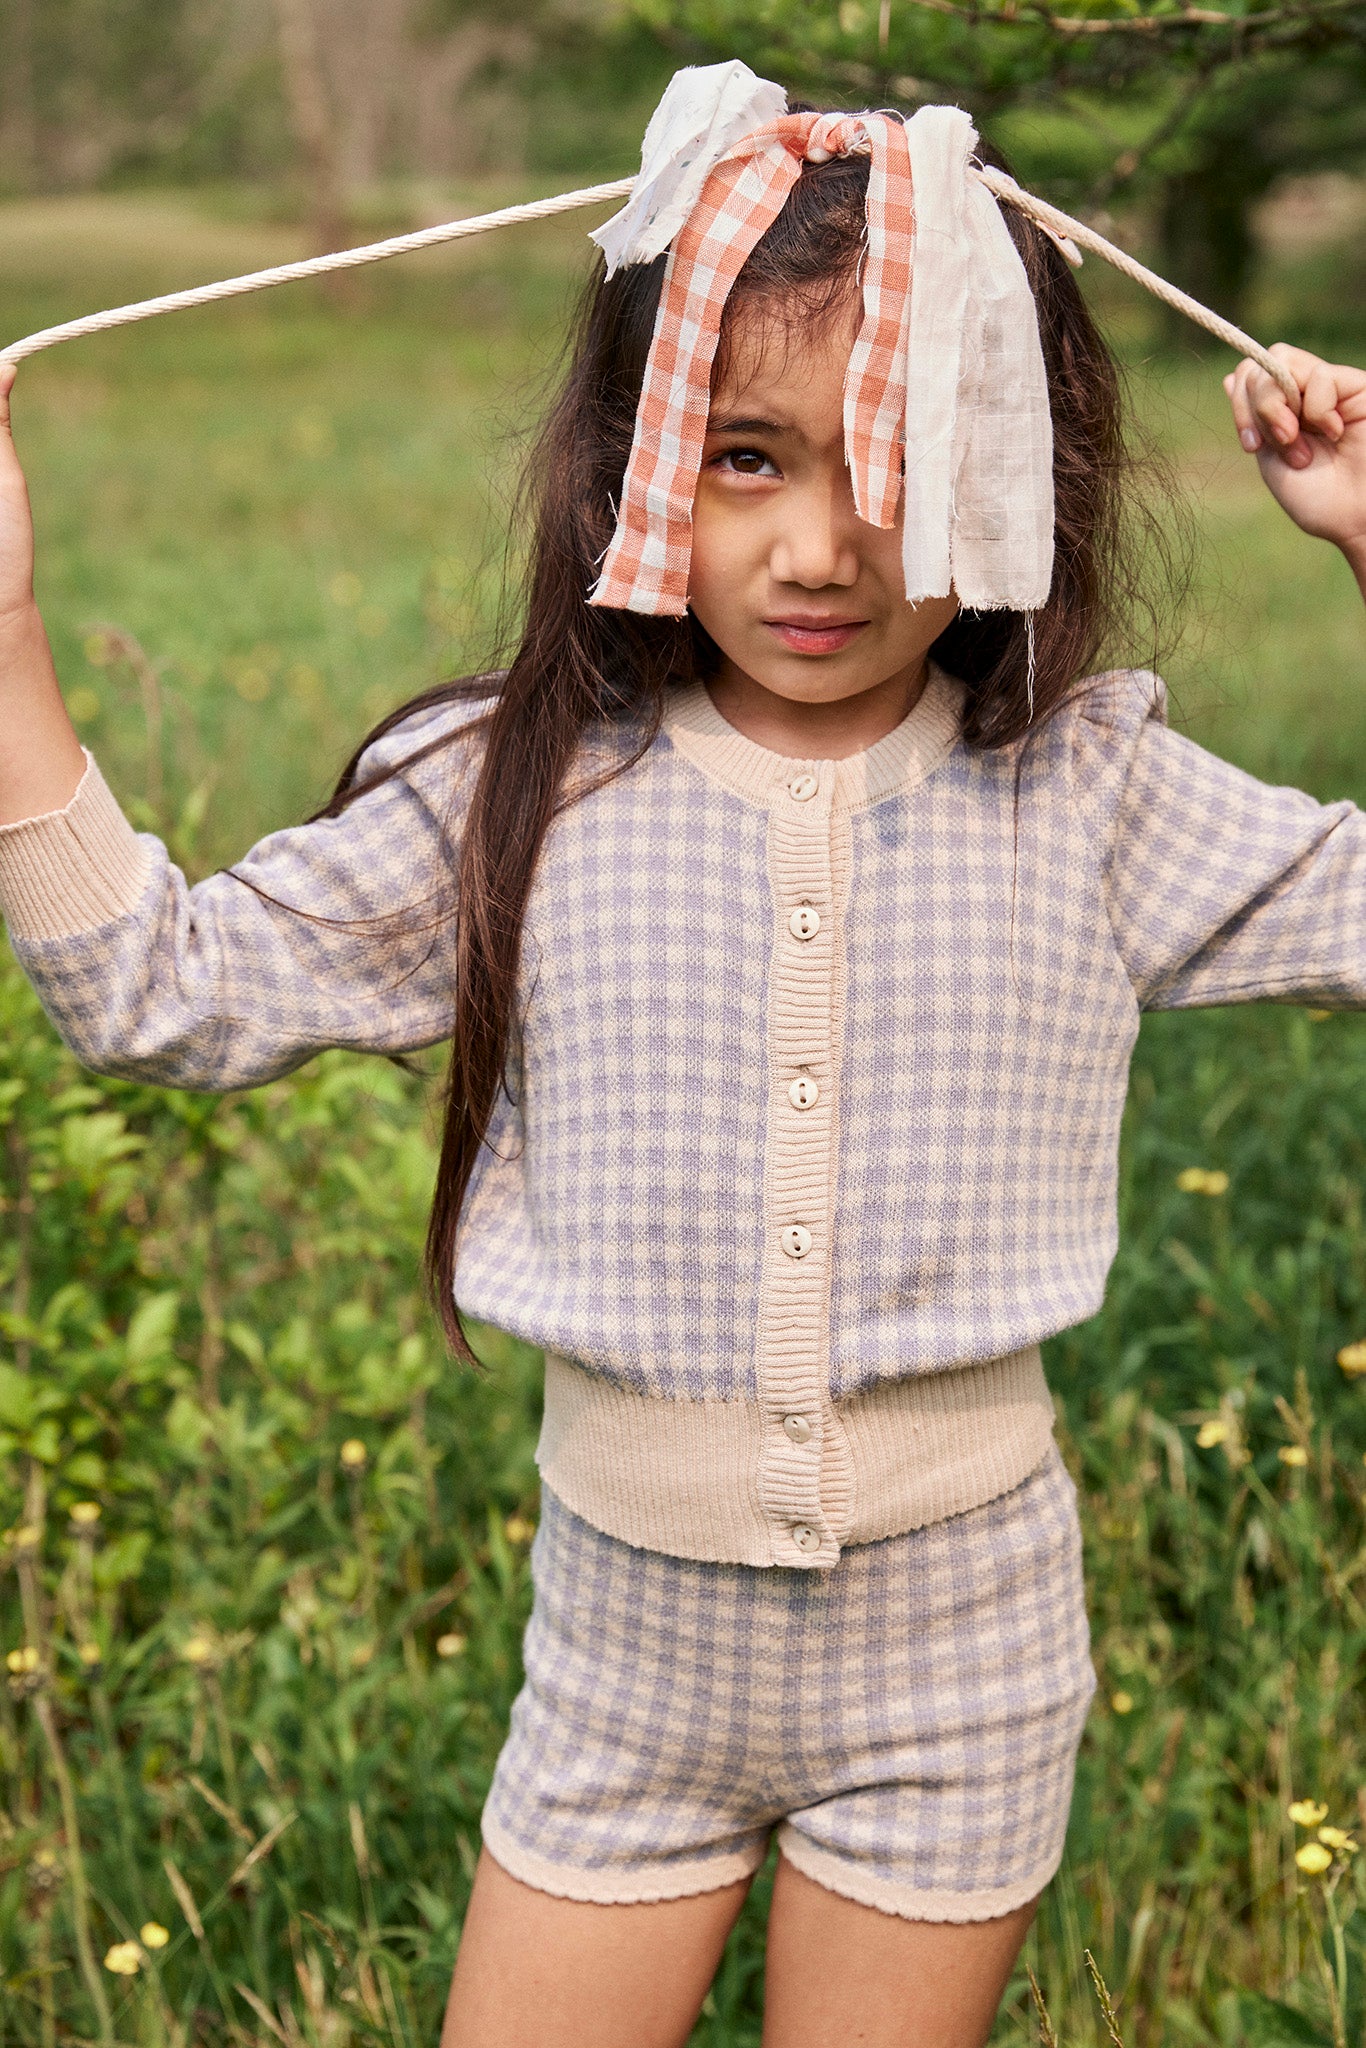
left=588, top=63, right=1054, bottom=621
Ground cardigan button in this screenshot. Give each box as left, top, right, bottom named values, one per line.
left=783, top=1414, right=813, bottom=1444
left=787, top=772, right=819, bottom=801
left=791, top=1523, right=822, bottom=1554
left=788, top=904, right=821, bottom=941
left=780, top=1224, right=812, bottom=1259
left=788, top=1076, right=819, bottom=1110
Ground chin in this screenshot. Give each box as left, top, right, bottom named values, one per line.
left=758, top=666, right=885, bottom=704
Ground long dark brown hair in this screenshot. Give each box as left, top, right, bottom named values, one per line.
left=318, top=130, right=1175, bottom=1361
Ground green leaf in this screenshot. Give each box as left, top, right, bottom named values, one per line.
left=123, top=1292, right=180, bottom=1375
left=92, top=1530, right=151, bottom=1591
left=0, top=1364, right=37, bottom=1432
left=1227, top=1992, right=1332, bottom=2046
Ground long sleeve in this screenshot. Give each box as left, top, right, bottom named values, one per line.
left=1075, top=672, right=1366, bottom=1011
left=0, top=696, right=491, bottom=1090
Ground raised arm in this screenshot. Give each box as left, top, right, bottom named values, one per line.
left=0, top=360, right=485, bottom=1091
left=0, top=361, right=87, bottom=824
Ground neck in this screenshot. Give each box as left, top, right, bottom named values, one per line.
left=705, top=656, right=929, bottom=760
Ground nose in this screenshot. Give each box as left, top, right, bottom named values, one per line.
left=769, top=472, right=860, bottom=590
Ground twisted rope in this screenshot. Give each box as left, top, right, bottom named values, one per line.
left=975, top=166, right=1299, bottom=399
left=0, top=165, right=1299, bottom=402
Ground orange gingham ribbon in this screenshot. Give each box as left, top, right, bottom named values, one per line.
left=589, top=111, right=913, bottom=618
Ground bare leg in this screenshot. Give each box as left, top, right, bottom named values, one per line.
left=440, top=1848, right=754, bottom=2048
left=761, top=1854, right=1037, bottom=2048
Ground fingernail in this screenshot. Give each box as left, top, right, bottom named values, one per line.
left=1240, top=429, right=1260, bottom=452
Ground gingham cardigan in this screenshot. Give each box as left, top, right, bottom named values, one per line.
left=4, top=667, right=1365, bottom=1569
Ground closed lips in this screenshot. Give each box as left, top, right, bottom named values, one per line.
left=766, top=616, right=869, bottom=651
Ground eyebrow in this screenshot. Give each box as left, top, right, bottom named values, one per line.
left=706, top=413, right=789, bottom=437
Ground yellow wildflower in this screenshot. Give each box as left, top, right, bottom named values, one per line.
left=1337, top=1341, right=1366, bottom=1379
left=9, top=1525, right=39, bottom=1551
left=5, top=1647, right=39, bottom=1674
left=1177, top=1167, right=1229, bottom=1197
left=1196, top=1420, right=1230, bottom=1449
left=1278, top=1445, right=1309, bottom=1468
left=1296, top=1841, right=1334, bottom=1876
left=1289, top=1799, right=1329, bottom=1827
left=68, top=1502, right=101, bottom=1526
left=1111, top=1690, right=1134, bottom=1715
left=436, top=1632, right=466, bottom=1659
left=1317, top=1826, right=1358, bottom=1853
left=504, top=1515, right=535, bottom=1545
left=77, top=1643, right=102, bottom=1667
left=180, top=1635, right=213, bottom=1667
left=338, top=1439, right=367, bottom=1471
left=139, top=1922, right=169, bottom=1949
left=103, top=1941, right=142, bottom=1975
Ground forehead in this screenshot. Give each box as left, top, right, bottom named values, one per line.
left=710, top=294, right=861, bottom=422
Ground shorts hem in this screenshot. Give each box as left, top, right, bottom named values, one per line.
left=776, top=1825, right=1061, bottom=1924
left=481, top=1813, right=769, bottom=1907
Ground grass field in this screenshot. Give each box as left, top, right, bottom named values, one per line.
left=1, top=190, right=1365, bottom=2045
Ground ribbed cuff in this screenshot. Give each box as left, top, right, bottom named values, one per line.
left=0, top=753, right=153, bottom=940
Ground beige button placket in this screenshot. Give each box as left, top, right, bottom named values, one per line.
left=755, top=760, right=854, bottom=1567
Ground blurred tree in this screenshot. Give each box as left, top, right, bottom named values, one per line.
left=1148, top=53, right=1366, bottom=326
left=613, top=0, right=1366, bottom=327
left=274, top=0, right=349, bottom=254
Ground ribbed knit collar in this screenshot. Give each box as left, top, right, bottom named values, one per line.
left=661, top=663, right=965, bottom=812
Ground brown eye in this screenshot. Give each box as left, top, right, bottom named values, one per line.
left=721, top=447, right=777, bottom=477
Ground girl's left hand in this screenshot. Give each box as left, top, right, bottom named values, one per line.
left=1224, top=344, right=1366, bottom=568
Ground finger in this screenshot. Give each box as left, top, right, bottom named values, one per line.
left=1247, top=364, right=1303, bottom=449
left=1299, top=358, right=1345, bottom=442
left=1226, top=360, right=1263, bottom=452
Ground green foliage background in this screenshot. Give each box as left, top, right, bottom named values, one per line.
left=0, top=190, right=1365, bottom=2044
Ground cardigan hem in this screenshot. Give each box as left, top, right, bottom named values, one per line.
left=535, top=1346, right=1056, bottom=1567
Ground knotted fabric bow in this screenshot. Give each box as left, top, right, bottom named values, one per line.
left=587, top=62, right=1054, bottom=621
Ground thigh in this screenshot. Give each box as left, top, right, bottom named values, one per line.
left=762, top=1854, right=1035, bottom=2048
left=441, top=1849, right=753, bottom=2048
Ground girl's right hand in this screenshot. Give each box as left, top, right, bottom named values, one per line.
left=0, top=362, right=38, bottom=624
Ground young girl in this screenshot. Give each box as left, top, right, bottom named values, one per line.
left=2, top=64, right=1364, bottom=2048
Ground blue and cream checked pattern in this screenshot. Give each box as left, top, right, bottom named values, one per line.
left=3, top=666, right=1365, bottom=1567
left=481, top=1445, right=1096, bottom=1918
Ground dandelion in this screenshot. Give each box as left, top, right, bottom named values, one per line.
left=180, top=1635, right=214, bottom=1666
left=68, top=1501, right=101, bottom=1526
left=1337, top=1341, right=1366, bottom=1379
left=6, top=1646, right=39, bottom=1674
left=1289, top=1798, right=1330, bottom=1827
left=104, top=1940, right=142, bottom=1975
left=1177, top=1167, right=1229, bottom=1196
left=1317, top=1826, right=1358, bottom=1853
left=1196, top=1419, right=1230, bottom=1449
left=504, top=1515, right=535, bottom=1545
left=1296, top=1841, right=1334, bottom=1875
left=1111, top=1690, right=1135, bottom=1715
left=339, top=1439, right=367, bottom=1471
left=1278, top=1445, right=1309, bottom=1467
left=139, top=1921, right=169, bottom=1949
left=436, top=1632, right=466, bottom=1659
left=77, top=1642, right=102, bottom=1667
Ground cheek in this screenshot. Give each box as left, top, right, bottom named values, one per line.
left=689, top=491, right=759, bottom=619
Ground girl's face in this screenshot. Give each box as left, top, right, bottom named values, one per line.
left=688, top=299, right=959, bottom=713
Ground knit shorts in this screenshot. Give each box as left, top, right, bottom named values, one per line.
left=480, top=1441, right=1096, bottom=1922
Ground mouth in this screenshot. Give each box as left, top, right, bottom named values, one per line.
left=764, top=615, right=870, bottom=656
